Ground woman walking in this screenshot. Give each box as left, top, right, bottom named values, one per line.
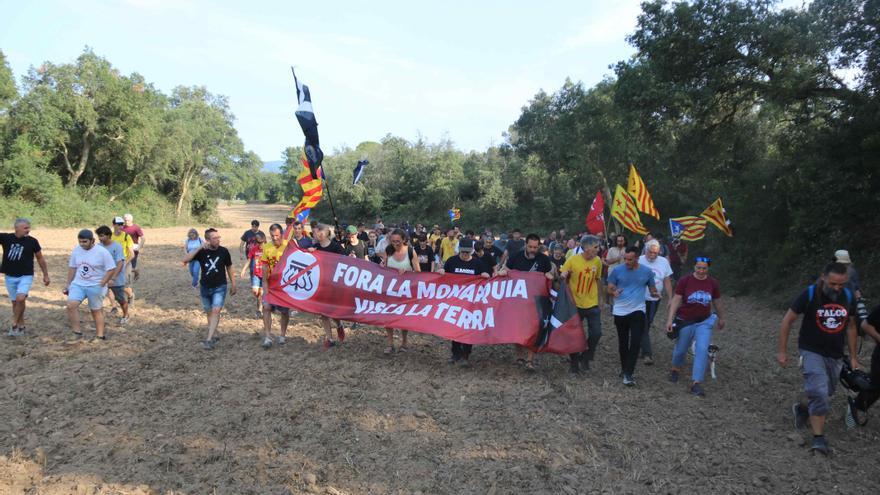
left=382, top=229, right=421, bottom=353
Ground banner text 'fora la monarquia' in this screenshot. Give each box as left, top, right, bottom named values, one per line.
left=265, top=248, right=585, bottom=354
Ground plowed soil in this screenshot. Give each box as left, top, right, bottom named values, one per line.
left=1, top=203, right=878, bottom=494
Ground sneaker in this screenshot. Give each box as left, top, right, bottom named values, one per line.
left=118, top=317, right=129, bottom=325
left=846, top=396, right=866, bottom=428
left=458, top=359, right=472, bottom=368
left=792, top=403, right=809, bottom=432
left=579, top=355, right=591, bottom=371
left=809, top=436, right=830, bottom=456
left=336, top=325, right=346, bottom=343
left=202, top=340, right=215, bottom=350
left=643, top=355, right=654, bottom=366
left=255, top=310, right=263, bottom=319
left=210, top=335, right=220, bottom=344
left=6, top=326, right=17, bottom=337
left=623, top=375, right=636, bottom=386
left=15, top=327, right=25, bottom=337
left=323, top=339, right=336, bottom=350
left=261, top=337, right=273, bottom=349
left=109, top=307, right=118, bottom=316
left=276, top=335, right=286, bottom=345
left=690, top=382, right=706, bottom=397
left=668, top=370, right=680, bottom=383
left=447, top=357, right=458, bottom=365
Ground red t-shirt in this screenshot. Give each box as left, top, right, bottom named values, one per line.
left=247, top=244, right=264, bottom=278
left=122, top=224, right=144, bottom=243
left=674, top=274, right=721, bottom=321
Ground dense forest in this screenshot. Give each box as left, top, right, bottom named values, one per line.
left=0, top=0, right=877, bottom=295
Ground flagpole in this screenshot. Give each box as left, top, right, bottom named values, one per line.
left=321, top=173, right=343, bottom=242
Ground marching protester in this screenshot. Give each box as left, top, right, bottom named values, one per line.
left=778, top=262, right=859, bottom=455
left=847, top=306, right=880, bottom=427
left=182, top=228, right=236, bottom=350
left=184, top=228, right=202, bottom=288
left=664, top=256, right=725, bottom=397
left=65, top=229, right=117, bottom=341
left=122, top=213, right=145, bottom=281
left=497, top=233, right=553, bottom=370
left=260, top=224, right=290, bottom=349
left=500, top=228, right=525, bottom=266
left=343, top=225, right=368, bottom=260
left=240, top=231, right=267, bottom=319
left=559, top=235, right=604, bottom=374
left=413, top=233, right=436, bottom=273
left=439, top=228, right=459, bottom=263
left=441, top=238, right=491, bottom=367
left=96, top=226, right=129, bottom=325
left=289, top=220, right=313, bottom=249
left=1, top=218, right=50, bottom=336
left=382, top=229, right=421, bottom=353
left=366, top=231, right=383, bottom=264
left=311, top=224, right=347, bottom=349
left=639, top=240, right=674, bottom=366
left=550, top=244, right=566, bottom=273
left=607, top=247, right=658, bottom=386
left=239, top=219, right=264, bottom=261
left=111, top=217, right=136, bottom=309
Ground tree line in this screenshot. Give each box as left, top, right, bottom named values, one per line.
left=1, top=0, right=877, bottom=295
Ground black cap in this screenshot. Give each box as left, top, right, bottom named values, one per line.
left=77, top=229, right=94, bottom=240
left=459, top=238, right=475, bottom=252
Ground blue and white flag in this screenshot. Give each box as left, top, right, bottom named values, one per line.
left=352, top=159, right=369, bottom=185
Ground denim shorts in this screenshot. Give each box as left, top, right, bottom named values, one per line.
left=200, top=284, right=227, bottom=311
left=69, top=283, right=108, bottom=310
left=5, top=275, right=34, bottom=301
left=251, top=275, right=263, bottom=289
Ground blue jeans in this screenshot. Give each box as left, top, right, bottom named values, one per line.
left=641, top=299, right=661, bottom=357
left=188, top=261, right=200, bottom=287
left=671, top=314, right=717, bottom=383
left=199, top=284, right=227, bottom=312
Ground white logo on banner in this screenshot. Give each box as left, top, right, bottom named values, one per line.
left=281, top=250, right=320, bottom=301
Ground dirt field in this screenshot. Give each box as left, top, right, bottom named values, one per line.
left=1, top=203, right=878, bottom=494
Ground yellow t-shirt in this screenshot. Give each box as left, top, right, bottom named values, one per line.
left=440, top=237, right=458, bottom=262
left=260, top=240, right=289, bottom=276
left=561, top=254, right=603, bottom=309
left=112, top=232, right=134, bottom=259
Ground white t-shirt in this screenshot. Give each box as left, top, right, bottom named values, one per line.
left=639, top=254, right=673, bottom=301
left=69, top=244, right=117, bottom=287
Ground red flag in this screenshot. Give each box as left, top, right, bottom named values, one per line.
left=585, top=190, right=605, bottom=234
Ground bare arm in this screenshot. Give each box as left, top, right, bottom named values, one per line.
left=777, top=309, right=799, bottom=367
left=861, top=320, right=880, bottom=344
left=713, top=298, right=726, bottom=329
left=226, top=263, right=237, bottom=295
left=847, top=319, right=861, bottom=369
left=66, top=267, right=76, bottom=288
left=35, top=251, right=50, bottom=285
left=182, top=245, right=202, bottom=264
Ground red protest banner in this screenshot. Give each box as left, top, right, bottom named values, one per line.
left=264, top=248, right=586, bottom=354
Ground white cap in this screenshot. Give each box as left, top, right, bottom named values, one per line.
left=113, top=216, right=124, bottom=225
left=834, top=249, right=852, bottom=264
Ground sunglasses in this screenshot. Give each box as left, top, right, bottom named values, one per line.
left=695, top=256, right=712, bottom=265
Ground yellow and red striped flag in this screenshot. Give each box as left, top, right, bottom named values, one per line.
left=700, top=198, right=733, bottom=237
left=669, top=216, right=707, bottom=241
left=289, top=152, right=323, bottom=223
left=627, top=164, right=660, bottom=219
left=611, top=184, right=649, bottom=235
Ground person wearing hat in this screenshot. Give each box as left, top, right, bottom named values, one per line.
left=111, top=217, right=135, bottom=309
left=343, top=225, right=368, bottom=260
left=65, top=229, right=117, bottom=341
left=834, top=249, right=862, bottom=299
left=440, top=238, right=490, bottom=367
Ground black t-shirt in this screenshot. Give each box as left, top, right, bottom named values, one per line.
left=413, top=244, right=435, bottom=272
left=315, top=240, right=344, bottom=255
left=0, top=234, right=41, bottom=277
left=475, top=250, right=497, bottom=273
left=505, top=238, right=526, bottom=257
left=195, top=246, right=232, bottom=288
left=791, top=285, right=856, bottom=358
left=366, top=243, right=383, bottom=264
left=357, top=231, right=370, bottom=243
left=240, top=230, right=264, bottom=252
left=344, top=241, right=368, bottom=260
left=506, top=251, right=552, bottom=273
left=443, top=256, right=488, bottom=276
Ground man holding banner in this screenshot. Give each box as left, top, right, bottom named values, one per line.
left=441, top=238, right=491, bottom=367
left=560, top=235, right=604, bottom=374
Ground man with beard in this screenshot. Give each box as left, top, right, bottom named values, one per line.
left=778, top=262, right=860, bottom=455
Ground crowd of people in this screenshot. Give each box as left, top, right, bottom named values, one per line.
left=1, top=214, right=878, bottom=456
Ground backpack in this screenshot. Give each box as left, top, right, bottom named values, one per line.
left=807, top=284, right=853, bottom=307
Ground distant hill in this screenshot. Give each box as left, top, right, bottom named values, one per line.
left=262, top=160, right=285, bottom=173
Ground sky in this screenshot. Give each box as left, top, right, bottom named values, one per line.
left=0, top=0, right=808, bottom=162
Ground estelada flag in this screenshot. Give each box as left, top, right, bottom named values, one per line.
left=700, top=198, right=733, bottom=237
left=669, top=216, right=707, bottom=241
left=611, top=184, right=649, bottom=235
left=289, top=152, right=323, bottom=226
left=627, top=164, right=660, bottom=219
left=448, top=208, right=461, bottom=221
left=585, top=190, right=605, bottom=234
left=529, top=284, right=587, bottom=354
